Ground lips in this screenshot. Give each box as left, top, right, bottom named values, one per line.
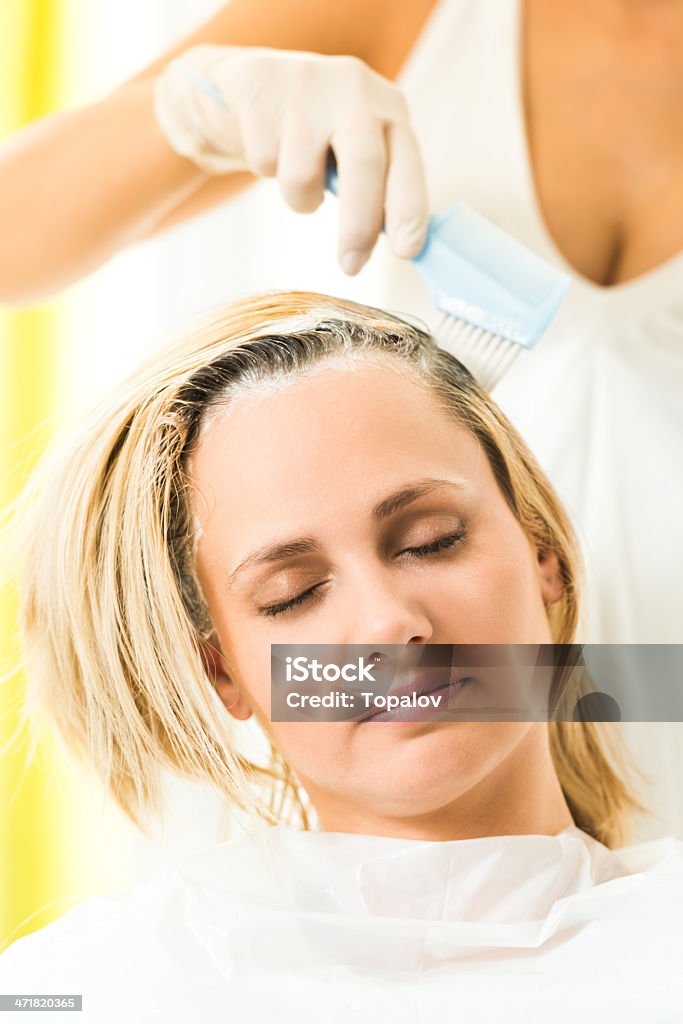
left=356, top=668, right=469, bottom=723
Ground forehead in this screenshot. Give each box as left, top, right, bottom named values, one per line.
left=188, top=359, right=493, bottom=526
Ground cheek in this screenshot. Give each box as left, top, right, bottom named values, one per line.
left=220, top=627, right=356, bottom=767
left=429, top=535, right=547, bottom=641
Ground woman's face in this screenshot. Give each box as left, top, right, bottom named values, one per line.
left=190, top=357, right=565, bottom=833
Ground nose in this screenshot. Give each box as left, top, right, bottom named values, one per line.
left=343, top=567, right=434, bottom=647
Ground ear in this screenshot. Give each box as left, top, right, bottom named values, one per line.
left=199, top=631, right=253, bottom=722
left=536, top=549, right=565, bottom=606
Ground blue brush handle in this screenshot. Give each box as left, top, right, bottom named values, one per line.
left=324, top=149, right=569, bottom=350
left=324, top=151, right=340, bottom=196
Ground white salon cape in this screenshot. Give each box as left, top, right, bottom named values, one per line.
left=1, top=823, right=682, bottom=1022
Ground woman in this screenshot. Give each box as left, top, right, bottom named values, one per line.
left=0, top=291, right=680, bottom=1022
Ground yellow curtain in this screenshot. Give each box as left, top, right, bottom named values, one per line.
left=0, top=0, right=124, bottom=952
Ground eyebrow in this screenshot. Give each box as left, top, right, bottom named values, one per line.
left=225, top=477, right=468, bottom=588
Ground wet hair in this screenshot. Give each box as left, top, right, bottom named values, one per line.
left=6, top=291, right=644, bottom=847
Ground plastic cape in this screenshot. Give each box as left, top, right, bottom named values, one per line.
left=1, top=823, right=682, bottom=1022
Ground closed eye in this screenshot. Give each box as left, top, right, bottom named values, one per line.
left=400, top=529, right=466, bottom=559
left=259, top=530, right=466, bottom=619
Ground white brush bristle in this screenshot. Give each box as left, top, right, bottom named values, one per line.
left=435, top=312, right=524, bottom=392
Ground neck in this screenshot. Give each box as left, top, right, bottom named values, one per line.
left=305, top=726, right=575, bottom=841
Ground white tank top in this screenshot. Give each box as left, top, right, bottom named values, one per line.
left=360, top=0, right=683, bottom=841
left=369, top=0, right=683, bottom=646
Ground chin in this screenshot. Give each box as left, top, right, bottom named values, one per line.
left=359, top=720, right=527, bottom=796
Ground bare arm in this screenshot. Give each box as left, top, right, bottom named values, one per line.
left=0, top=0, right=423, bottom=305
left=0, top=78, right=217, bottom=305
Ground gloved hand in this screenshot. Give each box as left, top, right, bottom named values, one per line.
left=154, top=44, right=429, bottom=275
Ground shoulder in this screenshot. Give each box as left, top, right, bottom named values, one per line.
left=612, top=833, right=683, bottom=877
left=0, top=875, right=160, bottom=974
left=137, top=0, right=442, bottom=81
left=0, top=867, right=224, bottom=1022
left=555, top=833, right=683, bottom=942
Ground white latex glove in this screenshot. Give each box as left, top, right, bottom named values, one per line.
left=154, top=44, right=429, bottom=275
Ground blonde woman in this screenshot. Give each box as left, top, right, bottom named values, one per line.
left=0, top=292, right=681, bottom=1022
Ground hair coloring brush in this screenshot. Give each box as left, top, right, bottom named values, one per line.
left=323, top=156, right=570, bottom=390
left=176, top=67, right=570, bottom=390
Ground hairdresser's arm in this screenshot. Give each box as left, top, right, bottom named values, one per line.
left=0, top=78, right=238, bottom=305
left=0, top=0, right=411, bottom=305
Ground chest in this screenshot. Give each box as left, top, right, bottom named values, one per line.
left=379, top=0, right=683, bottom=287
left=522, top=0, right=683, bottom=285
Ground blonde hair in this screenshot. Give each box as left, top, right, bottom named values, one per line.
left=7, top=291, right=644, bottom=847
